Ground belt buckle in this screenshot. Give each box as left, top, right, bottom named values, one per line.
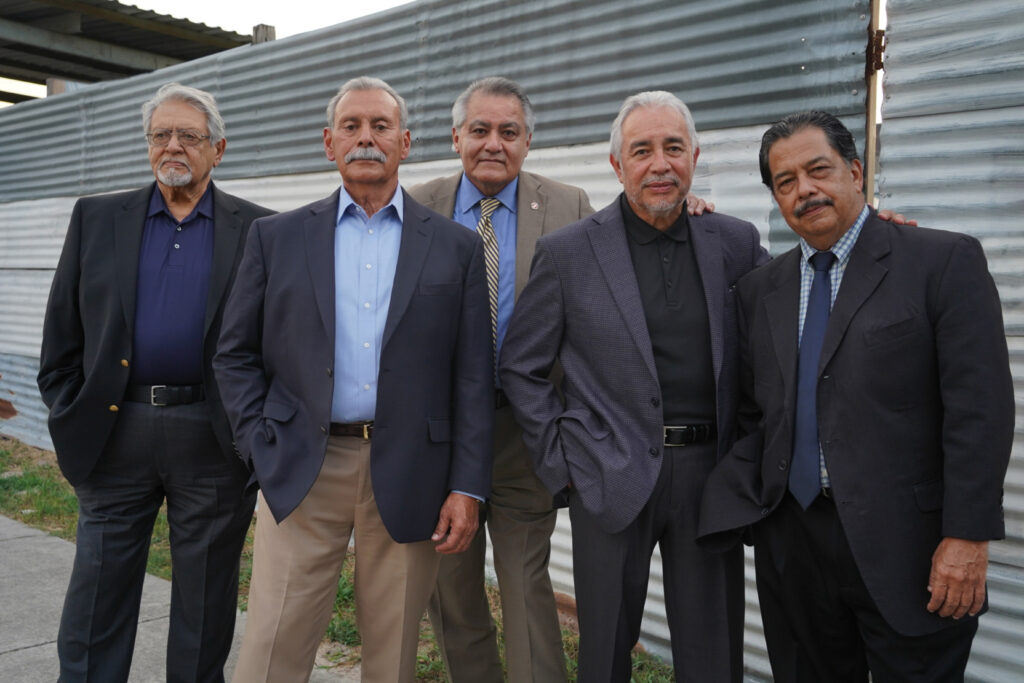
left=363, top=422, right=373, bottom=440
left=150, top=385, right=168, bottom=406
left=664, top=425, right=692, bottom=447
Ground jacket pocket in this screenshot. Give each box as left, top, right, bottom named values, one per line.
left=428, top=418, right=451, bottom=443
left=913, top=479, right=944, bottom=512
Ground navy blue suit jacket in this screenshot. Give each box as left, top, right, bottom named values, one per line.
left=214, top=188, right=494, bottom=542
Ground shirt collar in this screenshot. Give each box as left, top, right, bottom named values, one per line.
left=799, top=204, right=869, bottom=266
left=335, top=183, right=404, bottom=226
left=147, top=182, right=215, bottom=221
left=620, top=193, right=689, bottom=245
left=455, top=173, right=519, bottom=218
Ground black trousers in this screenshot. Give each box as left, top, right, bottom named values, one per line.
left=57, top=400, right=255, bottom=683
left=754, top=493, right=978, bottom=683
left=569, top=441, right=745, bottom=683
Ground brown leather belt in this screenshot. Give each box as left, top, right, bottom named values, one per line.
left=330, top=421, right=373, bottom=440
left=125, top=384, right=204, bottom=406
left=663, top=424, right=716, bottom=447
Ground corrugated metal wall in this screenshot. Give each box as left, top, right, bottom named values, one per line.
left=0, top=0, right=881, bottom=679
left=879, top=1, right=1024, bottom=680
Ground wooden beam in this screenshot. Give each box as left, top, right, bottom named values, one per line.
left=31, top=0, right=250, bottom=49
left=0, top=17, right=180, bottom=72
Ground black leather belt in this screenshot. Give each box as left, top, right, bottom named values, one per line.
left=495, top=389, right=510, bottom=409
left=664, top=424, right=716, bottom=447
left=125, top=384, right=204, bottom=406
left=330, top=421, right=374, bottom=440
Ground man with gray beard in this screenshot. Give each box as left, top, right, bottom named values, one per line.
left=38, top=82, right=272, bottom=682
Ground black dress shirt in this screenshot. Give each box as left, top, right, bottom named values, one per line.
left=620, top=195, right=715, bottom=424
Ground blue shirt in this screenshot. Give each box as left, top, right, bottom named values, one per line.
left=130, top=184, right=214, bottom=385
left=452, top=174, right=518, bottom=356
left=796, top=203, right=869, bottom=486
left=331, top=185, right=403, bottom=422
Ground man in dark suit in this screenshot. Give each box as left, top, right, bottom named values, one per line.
left=500, top=90, right=767, bottom=681
left=409, top=76, right=593, bottom=683
left=37, top=83, right=273, bottom=682
left=699, top=111, right=1013, bottom=681
left=214, top=76, right=493, bottom=682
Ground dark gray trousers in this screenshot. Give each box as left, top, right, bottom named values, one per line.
left=57, top=400, right=255, bottom=683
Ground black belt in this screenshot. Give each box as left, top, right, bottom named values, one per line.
left=330, top=421, right=374, bottom=440
left=495, top=389, right=509, bottom=409
left=664, top=424, right=716, bottom=447
left=125, top=384, right=204, bottom=406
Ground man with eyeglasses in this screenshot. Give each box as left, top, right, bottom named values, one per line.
left=38, top=82, right=272, bottom=682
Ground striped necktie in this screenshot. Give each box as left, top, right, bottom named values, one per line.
left=477, top=197, right=502, bottom=366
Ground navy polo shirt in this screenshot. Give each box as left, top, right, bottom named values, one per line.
left=129, top=184, right=214, bottom=385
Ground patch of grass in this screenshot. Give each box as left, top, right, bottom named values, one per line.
left=0, top=435, right=254, bottom=599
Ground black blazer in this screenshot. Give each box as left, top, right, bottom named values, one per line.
left=699, top=211, right=1014, bottom=635
left=37, top=183, right=274, bottom=485
left=213, top=189, right=494, bottom=542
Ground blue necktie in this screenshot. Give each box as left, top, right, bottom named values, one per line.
left=790, top=251, right=836, bottom=509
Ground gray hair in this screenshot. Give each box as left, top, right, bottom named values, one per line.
left=609, top=91, right=698, bottom=162
left=451, top=77, right=536, bottom=134
left=325, top=76, right=408, bottom=130
left=141, top=82, right=225, bottom=144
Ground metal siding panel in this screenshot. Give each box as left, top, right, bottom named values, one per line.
left=0, top=0, right=869, bottom=203
left=882, top=2, right=1024, bottom=679
left=0, top=353, right=52, bottom=451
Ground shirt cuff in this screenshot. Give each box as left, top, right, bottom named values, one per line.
left=452, top=489, right=485, bottom=503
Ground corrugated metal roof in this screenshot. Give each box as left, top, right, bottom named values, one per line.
left=0, top=0, right=252, bottom=85
left=0, top=0, right=872, bottom=202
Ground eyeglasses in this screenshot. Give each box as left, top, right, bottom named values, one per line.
left=145, top=129, right=211, bottom=148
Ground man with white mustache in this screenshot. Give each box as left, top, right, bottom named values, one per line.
left=38, top=82, right=273, bottom=682
left=216, top=76, right=493, bottom=682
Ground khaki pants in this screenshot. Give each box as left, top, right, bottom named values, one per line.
left=233, top=436, right=440, bottom=682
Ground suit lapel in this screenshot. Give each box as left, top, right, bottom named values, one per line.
left=204, top=184, right=244, bottom=337
left=113, top=185, right=152, bottom=333
left=304, top=189, right=341, bottom=339
left=763, top=249, right=802, bottom=409
left=514, top=172, right=545, bottom=299
left=382, top=191, right=432, bottom=350
left=689, top=215, right=724, bottom=383
left=819, top=217, right=890, bottom=371
left=588, top=206, right=658, bottom=382
left=430, top=174, right=459, bottom=218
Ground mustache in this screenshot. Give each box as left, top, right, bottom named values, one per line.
left=795, top=198, right=834, bottom=217
left=641, top=174, right=679, bottom=189
left=344, top=147, right=388, bottom=164
left=159, top=156, right=191, bottom=171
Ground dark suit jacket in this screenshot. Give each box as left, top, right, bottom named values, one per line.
left=408, top=170, right=594, bottom=296
left=213, top=189, right=494, bottom=543
left=499, top=200, right=768, bottom=533
left=37, top=182, right=273, bottom=485
left=699, top=211, right=1014, bottom=635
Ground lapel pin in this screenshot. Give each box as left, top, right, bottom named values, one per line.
left=530, top=201, right=539, bottom=210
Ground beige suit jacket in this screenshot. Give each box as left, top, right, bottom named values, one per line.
left=408, top=170, right=594, bottom=296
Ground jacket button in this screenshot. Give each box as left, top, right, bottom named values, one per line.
left=778, top=459, right=787, bottom=470
left=320, top=425, right=327, bottom=433
left=761, top=507, right=769, bottom=516
left=649, top=447, right=659, bottom=457
left=650, top=397, right=660, bottom=407
left=108, top=404, right=119, bottom=412
left=327, top=368, right=333, bottom=377
left=120, top=359, right=129, bottom=367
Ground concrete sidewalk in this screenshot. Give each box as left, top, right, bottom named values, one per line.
left=0, top=514, right=357, bottom=682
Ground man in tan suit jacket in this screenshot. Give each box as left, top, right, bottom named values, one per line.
left=409, top=76, right=592, bottom=683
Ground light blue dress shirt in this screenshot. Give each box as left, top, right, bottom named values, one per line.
left=331, top=185, right=403, bottom=422
left=452, top=173, right=518, bottom=356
